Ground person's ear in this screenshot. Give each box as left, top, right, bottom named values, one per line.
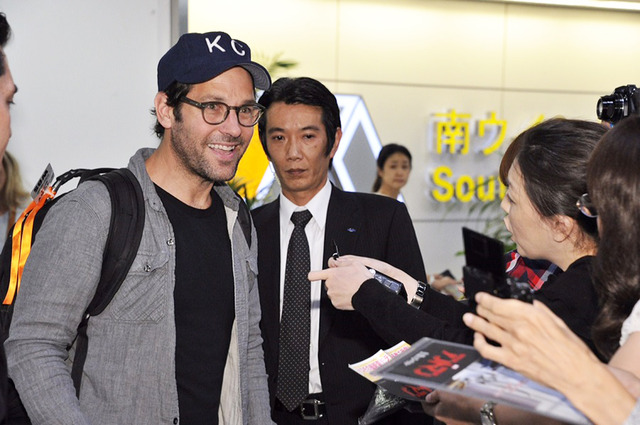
left=154, top=92, right=173, bottom=130
left=329, top=128, right=342, bottom=159
left=550, top=215, right=575, bottom=243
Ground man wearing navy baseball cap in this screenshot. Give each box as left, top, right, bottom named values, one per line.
left=6, top=31, right=274, bottom=425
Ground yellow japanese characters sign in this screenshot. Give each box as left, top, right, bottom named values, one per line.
left=430, top=110, right=509, bottom=203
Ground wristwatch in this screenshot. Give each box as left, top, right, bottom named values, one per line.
left=409, top=281, right=427, bottom=309
left=480, top=401, right=498, bottom=425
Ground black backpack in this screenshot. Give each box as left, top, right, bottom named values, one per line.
left=0, top=166, right=145, bottom=423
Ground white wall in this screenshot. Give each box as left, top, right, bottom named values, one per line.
left=189, top=0, right=640, bottom=276
left=2, top=0, right=172, bottom=193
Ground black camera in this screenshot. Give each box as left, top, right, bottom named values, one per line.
left=461, top=227, right=533, bottom=311
left=597, top=84, right=640, bottom=124
left=463, top=266, right=533, bottom=309
left=496, top=275, right=533, bottom=303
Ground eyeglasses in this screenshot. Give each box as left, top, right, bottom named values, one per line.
left=179, top=96, right=265, bottom=127
left=576, top=193, right=597, bottom=218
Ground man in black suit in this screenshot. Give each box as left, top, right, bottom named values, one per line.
left=252, top=77, right=428, bottom=424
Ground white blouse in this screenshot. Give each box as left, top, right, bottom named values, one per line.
left=620, top=299, right=640, bottom=346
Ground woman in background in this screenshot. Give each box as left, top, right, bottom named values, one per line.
left=372, top=143, right=412, bottom=200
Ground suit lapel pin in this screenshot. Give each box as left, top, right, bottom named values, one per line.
left=347, top=228, right=356, bottom=233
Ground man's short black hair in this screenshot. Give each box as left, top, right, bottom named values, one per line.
left=257, top=77, right=341, bottom=158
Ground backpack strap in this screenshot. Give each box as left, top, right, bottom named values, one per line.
left=71, top=168, right=145, bottom=395
left=85, top=169, right=145, bottom=316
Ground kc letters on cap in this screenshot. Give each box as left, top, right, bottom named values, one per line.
left=157, top=31, right=271, bottom=92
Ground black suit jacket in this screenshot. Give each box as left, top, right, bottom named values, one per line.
left=252, top=186, right=427, bottom=424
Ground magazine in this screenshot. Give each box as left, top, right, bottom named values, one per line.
left=349, top=341, right=432, bottom=402
left=349, top=342, right=424, bottom=424
left=368, top=337, right=591, bottom=424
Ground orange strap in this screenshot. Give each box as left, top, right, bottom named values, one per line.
left=2, top=187, right=56, bottom=305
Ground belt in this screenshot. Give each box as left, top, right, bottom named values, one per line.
left=275, top=394, right=326, bottom=420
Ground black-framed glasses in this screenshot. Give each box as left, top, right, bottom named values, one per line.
left=576, top=193, right=597, bottom=218
left=180, top=96, right=265, bottom=127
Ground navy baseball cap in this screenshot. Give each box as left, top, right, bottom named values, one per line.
left=157, top=31, right=271, bottom=92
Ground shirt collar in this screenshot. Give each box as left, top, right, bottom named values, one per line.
left=279, top=180, right=332, bottom=230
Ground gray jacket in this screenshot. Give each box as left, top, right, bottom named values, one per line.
left=5, top=148, right=274, bottom=425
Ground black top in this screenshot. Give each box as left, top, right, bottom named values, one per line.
left=353, top=256, right=601, bottom=358
left=157, top=186, right=235, bottom=425
left=353, top=279, right=473, bottom=345
left=534, top=256, right=601, bottom=358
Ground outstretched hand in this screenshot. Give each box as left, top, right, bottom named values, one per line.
left=307, top=255, right=418, bottom=310
left=463, top=292, right=638, bottom=425
left=308, top=257, right=371, bottom=310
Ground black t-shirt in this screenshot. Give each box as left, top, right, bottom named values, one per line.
left=156, top=185, right=235, bottom=425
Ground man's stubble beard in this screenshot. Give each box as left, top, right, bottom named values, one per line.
left=170, top=120, right=245, bottom=184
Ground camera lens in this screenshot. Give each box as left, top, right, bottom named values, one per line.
left=597, top=94, right=627, bottom=124
left=596, top=98, right=608, bottom=120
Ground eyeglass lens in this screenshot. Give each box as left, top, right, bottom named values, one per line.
left=202, top=102, right=262, bottom=127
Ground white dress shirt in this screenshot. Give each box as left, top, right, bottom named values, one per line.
left=278, top=179, right=332, bottom=395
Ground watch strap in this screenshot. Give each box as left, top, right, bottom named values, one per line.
left=409, top=281, right=427, bottom=309
left=480, top=401, right=498, bottom=425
